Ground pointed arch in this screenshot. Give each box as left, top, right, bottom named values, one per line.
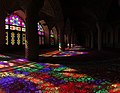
left=5, top=13, right=26, bottom=46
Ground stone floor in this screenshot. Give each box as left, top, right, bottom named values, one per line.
left=0, top=46, right=120, bottom=93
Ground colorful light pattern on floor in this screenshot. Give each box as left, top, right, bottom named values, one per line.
left=52, top=51, right=88, bottom=57
left=39, top=50, right=88, bottom=57
left=0, top=59, right=119, bottom=93
left=66, top=46, right=86, bottom=51
left=0, top=58, right=29, bottom=70
left=0, top=54, right=11, bottom=59
left=39, top=50, right=60, bottom=57
left=69, top=47, right=86, bottom=51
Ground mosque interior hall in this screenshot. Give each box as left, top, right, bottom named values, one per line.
left=0, top=0, right=120, bottom=92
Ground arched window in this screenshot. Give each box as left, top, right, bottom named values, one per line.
left=5, top=13, right=26, bottom=46
left=50, top=30, right=55, bottom=45
left=38, top=22, right=45, bottom=45
left=5, top=13, right=45, bottom=46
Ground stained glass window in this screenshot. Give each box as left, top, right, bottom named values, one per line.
left=39, top=37, right=41, bottom=45
left=22, top=34, right=26, bottom=45
left=5, top=14, right=46, bottom=46
left=17, top=33, right=21, bottom=45
left=11, top=32, right=15, bottom=45
left=22, top=22, right=26, bottom=33
left=42, top=37, right=44, bottom=45
left=38, top=22, right=45, bottom=45
left=5, top=13, right=26, bottom=46
left=50, top=30, right=55, bottom=45
left=5, top=32, right=8, bottom=45
left=5, top=17, right=9, bottom=24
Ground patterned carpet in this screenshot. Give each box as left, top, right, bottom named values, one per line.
left=0, top=46, right=120, bottom=93
left=0, top=57, right=120, bottom=93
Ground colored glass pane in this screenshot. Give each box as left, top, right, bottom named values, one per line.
left=11, top=32, right=15, bottom=45
left=16, top=27, right=21, bottom=31
left=42, top=32, right=44, bottom=35
left=10, top=26, right=16, bottom=30
left=22, top=22, right=25, bottom=27
left=9, top=14, right=22, bottom=26
left=38, top=23, right=40, bottom=31
left=38, top=22, right=45, bottom=45
left=51, top=38, right=54, bottom=45
left=5, top=17, right=9, bottom=24
left=38, top=23, right=43, bottom=32
left=22, top=28, right=26, bottom=32
left=50, top=30, right=54, bottom=45
left=42, top=37, right=44, bottom=44
left=50, top=30, right=54, bottom=38
left=5, top=25, right=9, bottom=29
left=50, top=34, right=54, bottom=37
left=5, top=13, right=26, bottom=45
left=5, top=32, right=8, bottom=45
left=38, top=31, right=41, bottom=35
left=17, top=33, right=21, bottom=45
left=40, top=25, right=43, bottom=31
left=22, top=33, right=26, bottom=45
left=39, top=37, right=41, bottom=45
left=51, top=30, right=54, bottom=35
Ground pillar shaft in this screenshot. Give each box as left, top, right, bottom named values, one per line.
left=86, top=33, right=90, bottom=48
left=0, top=2, right=6, bottom=52
left=25, top=0, right=44, bottom=61
left=68, top=34, right=71, bottom=48
left=60, top=29, right=65, bottom=51
left=57, top=21, right=65, bottom=51
left=44, top=25, right=49, bottom=46
left=111, top=31, right=114, bottom=48
left=96, top=22, right=102, bottom=51
left=91, top=32, right=94, bottom=49
left=115, top=28, right=118, bottom=47
left=25, top=16, right=39, bottom=61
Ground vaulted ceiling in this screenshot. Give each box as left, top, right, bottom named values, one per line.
left=60, top=0, right=120, bottom=31
left=1, top=0, right=64, bottom=29
left=1, top=0, right=120, bottom=33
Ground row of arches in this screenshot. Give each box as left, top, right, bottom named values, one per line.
left=5, top=13, right=58, bottom=47
left=0, top=0, right=72, bottom=61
